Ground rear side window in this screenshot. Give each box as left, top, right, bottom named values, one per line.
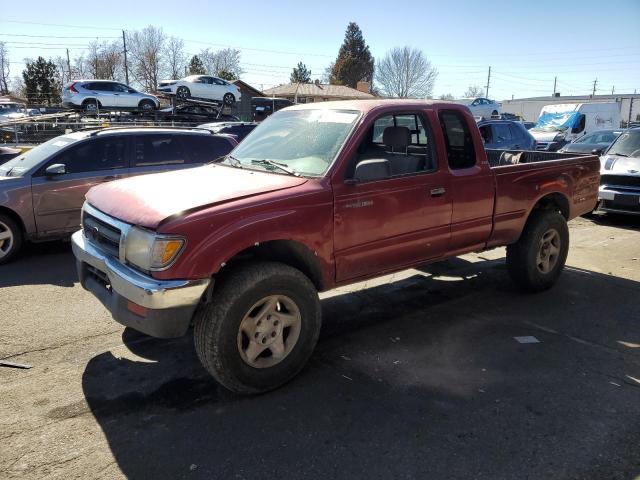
left=134, top=135, right=187, bottom=166
left=494, top=124, right=512, bottom=142
left=439, top=110, right=476, bottom=169
left=49, top=138, right=126, bottom=174
left=185, top=135, right=234, bottom=163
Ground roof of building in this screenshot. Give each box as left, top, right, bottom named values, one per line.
left=231, top=80, right=264, bottom=98
left=263, top=83, right=375, bottom=99
left=502, top=93, right=640, bottom=103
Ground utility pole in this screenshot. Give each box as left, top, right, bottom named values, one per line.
left=485, top=66, right=491, bottom=98
left=122, top=30, right=129, bottom=85
left=553, top=76, right=557, bottom=97
left=629, top=97, right=634, bottom=127
left=184, top=65, right=188, bottom=76
left=611, top=85, right=615, bottom=95
left=66, top=48, right=71, bottom=83
left=592, top=78, right=598, bottom=97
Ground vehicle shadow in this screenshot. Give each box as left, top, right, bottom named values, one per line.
left=587, top=211, right=640, bottom=231
left=0, top=240, right=76, bottom=288
left=79, top=259, right=640, bottom=479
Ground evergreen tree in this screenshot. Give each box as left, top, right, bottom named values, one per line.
left=290, top=62, right=311, bottom=83
left=330, top=22, right=374, bottom=88
left=217, top=70, right=237, bottom=81
left=188, top=55, right=206, bottom=75
left=22, top=57, right=61, bottom=105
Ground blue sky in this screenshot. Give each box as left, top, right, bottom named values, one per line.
left=1, top=0, right=639, bottom=100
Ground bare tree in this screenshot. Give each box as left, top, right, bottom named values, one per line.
left=464, top=85, right=485, bottom=98
left=85, top=41, right=123, bottom=81
left=375, top=46, right=438, bottom=98
left=0, top=42, right=10, bottom=94
left=199, top=48, right=242, bottom=79
left=127, top=26, right=166, bottom=91
left=165, top=36, right=186, bottom=80
left=439, top=93, right=454, bottom=100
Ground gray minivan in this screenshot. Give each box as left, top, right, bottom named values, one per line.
left=0, top=128, right=237, bottom=263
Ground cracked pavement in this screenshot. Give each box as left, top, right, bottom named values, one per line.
left=1, top=214, right=639, bottom=479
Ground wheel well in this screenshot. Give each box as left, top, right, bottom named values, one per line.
left=82, top=98, right=101, bottom=107
left=0, top=206, right=26, bottom=235
left=532, top=193, right=570, bottom=219
left=221, top=240, right=324, bottom=291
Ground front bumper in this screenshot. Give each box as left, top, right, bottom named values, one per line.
left=72, top=230, right=210, bottom=338
left=598, top=185, right=640, bottom=215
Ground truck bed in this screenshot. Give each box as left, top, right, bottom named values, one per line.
left=485, top=149, right=587, bottom=167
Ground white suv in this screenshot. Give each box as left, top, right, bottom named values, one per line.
left=157, top=75, right=241, bottom=106
left=62, top=80, right=160, bottom=112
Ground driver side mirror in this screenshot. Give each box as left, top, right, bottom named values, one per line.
left=128, top=89, right=136, bottom=94
left=348, top=159, right=391, bottom=184
left=591, top=148, right=604, bottom=156
left=45, top=164, right=66, bottom=177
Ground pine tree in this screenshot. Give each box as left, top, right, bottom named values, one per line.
left=290, top=62, right=311, bottom=83
left=188, top=55, right=206, bottom=75
left=217, top=70, right=237, bottom=81
left=330, top=22, right=374, bottom=88
left=22, top=57, right=61, bottom=105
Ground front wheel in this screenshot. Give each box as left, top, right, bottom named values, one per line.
left=506, top=210, right=569, bottom=292
left=176, top=86, right=191, bottom=100
left=138, top=99, right=156, bottom=111
left=194, top=262, right=321, bottom=394
left=223, top=93, right=235, bottom=106
left=0, top=214, right=23, bottom=265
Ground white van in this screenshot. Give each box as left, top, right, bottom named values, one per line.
left=530, top=102, right=620, bottom=151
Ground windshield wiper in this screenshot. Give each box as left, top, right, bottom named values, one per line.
left=251, top=159, right=300, bottom=176
left=609, top=152, right=628, bottom=157
left=222, top=154, right=243, bottom=168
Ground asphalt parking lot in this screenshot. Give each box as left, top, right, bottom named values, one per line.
left=1, top=214, right=639, bottom=480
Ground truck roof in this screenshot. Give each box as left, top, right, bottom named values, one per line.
left=286, top=99, right=460, bottom=113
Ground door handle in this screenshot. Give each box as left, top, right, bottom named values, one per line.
left=430, top=187, right=446, bottom=197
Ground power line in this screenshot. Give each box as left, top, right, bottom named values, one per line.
left=0, top=19, right=121, bottom=31
left=0, top=33, right=119, bottom=39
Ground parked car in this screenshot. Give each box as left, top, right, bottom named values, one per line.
left=199, top=122, right=258, bottom=142
left=252, top=97, right=294, bottom=120
left=157, top=104, right=238, bottom=123
left=523, top=122, right=536, bottom=130
left=72, top=99, right=599, bottom=394
left=478, top=120, right=536, bottom=150
left=530, top=103, right=620, bottom=151
left=558, top=129, right=622, bottom=155
left=456, top=97, right=501, bottom=120
left=0, top=146, right=21, bottom=165
left=0, top=128, right=237, bottom=263
left=597, top=127, right=640, bottom=215
left=157, top=76, right=241, bottom=106
left=62, top=80, right=160, bottom=113
left=0, top=102, right=28, bottom=122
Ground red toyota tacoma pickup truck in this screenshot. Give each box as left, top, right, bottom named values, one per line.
left=72, top=100, right=600, bottom=394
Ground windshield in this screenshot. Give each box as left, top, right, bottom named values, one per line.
left=532, top=111, right=580, bottom=132
left=0, top=135, right=75, bottom=177
left=228, top=109, right=360, bottom=176
left=607, top=130, right=640, bottom=157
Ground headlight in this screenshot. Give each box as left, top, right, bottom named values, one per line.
left=553, top=133, right=566, bottom=142
left=125, top=227, right=185, bottom=271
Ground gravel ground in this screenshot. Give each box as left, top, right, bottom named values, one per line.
left=1, top=213, right=639, bottom=480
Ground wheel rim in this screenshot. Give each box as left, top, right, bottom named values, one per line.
left=85, top=102, right=97, bottom=112
left=237, top=295, right=302, bottom=369
left=178, top=87, right=188, bottom=99
left=224, top=94, right=233, bottom=105
left=536, top=228, right=561, bottom=274
left=0, top=220, right=14, bottom=259
left=141, top=102, right=152, bottom=110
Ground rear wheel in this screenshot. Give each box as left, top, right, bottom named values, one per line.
left=82, top=99, right=100, bottom=113
left=506, top=210, right=569, bottom=292
left=138, top=99, right=156, bottom=111
left=194, top=262, right=321, bottom=394
left=0, top=214, right=22, bottom=265
left=176, top=86, right=191, bottom=100
left=491, top=110, right=499, bottom=118
left=223, top=93, right=235, bottom=106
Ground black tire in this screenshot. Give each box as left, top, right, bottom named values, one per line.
left=82, top=99, right=100, bottom=113
left=506, top=210, right=569, bottom=292
left=176, top=86, right=191, bottom=100
left=0, top=213, right=23, bottom=265
left=138, top=99, right=156, bottom=111
left=194, top=261, right=321, bottom=394
left=491, top=110, right=499, bottom=118
left=223, top=93, right=235, bottom=106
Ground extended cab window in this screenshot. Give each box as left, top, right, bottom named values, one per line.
left=134, top=135, right=187, bottom=166
left=186, top=135, right=233, bottom=163
left=439, top=110, right=476, bottom=169
left=351, top=112, right=437, bottom=179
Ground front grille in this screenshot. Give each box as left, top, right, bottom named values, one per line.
left=535, top=142, right=549, bottom=150
left=82, top=212, right=122, bottom=257
left=601, top=175, right=640, bottom=189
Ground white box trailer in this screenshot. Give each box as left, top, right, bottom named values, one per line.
left=529, top=102, right=621, bottom=151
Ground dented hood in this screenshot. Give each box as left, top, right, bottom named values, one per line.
left=86, top=164, right=307, bottom=229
